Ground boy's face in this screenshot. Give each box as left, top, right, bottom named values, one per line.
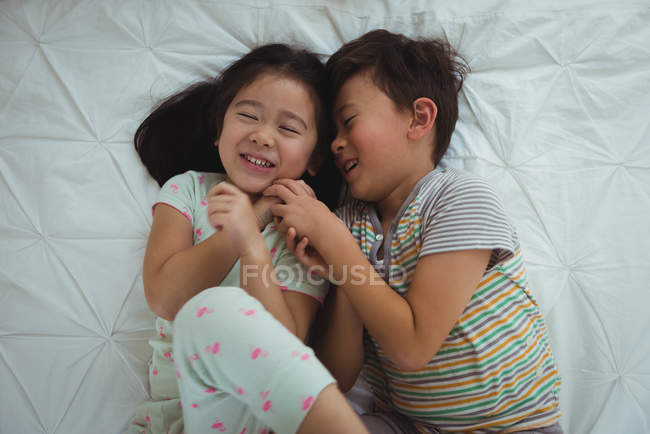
left=331, top=71, right=417, bottom=203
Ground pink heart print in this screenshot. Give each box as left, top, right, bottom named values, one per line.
left=238, top=307, right=256, bottom=316
left=170, top=184, right=179, bottom=194
left=205, top=387, right=217, bottom=394
left=189, top=353, right=199, bottom=364
left=291, top=351, right=310, bottom=361
left=302, top=395, right=314, bottom=411
left=206, top=342, right=221, bottom=354
left=197, top=306, right=214, bottom=318
left=260, top=390, right=270, bottom=399
left=250, top=347, right=268, bottom=359
left=211, top=418, right=226, bottom=432
left=262, top=400, right=272, bottom=412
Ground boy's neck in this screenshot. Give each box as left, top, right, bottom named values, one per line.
left=376, top=162, right=435, bottom=227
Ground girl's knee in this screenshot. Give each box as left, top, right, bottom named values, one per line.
left=174, top=286, right=245, bottom=336
left=173, top=286, right=264, bottom=341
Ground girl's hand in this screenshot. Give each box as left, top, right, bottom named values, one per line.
left=207, top=182, right=266, bottom=257
left=252, top=194, right=282, bottom=230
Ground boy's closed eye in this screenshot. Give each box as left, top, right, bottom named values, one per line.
left=343, top=115, right=356, bottom=126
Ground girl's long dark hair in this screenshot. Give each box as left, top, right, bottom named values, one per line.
left=135, top=44, right=342, bottom=209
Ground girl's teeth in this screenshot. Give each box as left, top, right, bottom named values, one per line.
left=245, top=155, right=272, bottom=167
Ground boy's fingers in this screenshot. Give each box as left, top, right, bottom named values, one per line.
left=263, top=183, right=295, bottom=202
left=270, top=179, right=309, bottom=197
left=295, top=237, right=309, bottom=262
left=295, top=180, right=316, bottom=197
left=286, top=227, right=297, bottom=252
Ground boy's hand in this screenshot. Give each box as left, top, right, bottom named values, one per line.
left=207, top=182, right=266, bottom=257
left=285, top=227, right=330, bottom=280
left=263, top=179, right=339, bottom=248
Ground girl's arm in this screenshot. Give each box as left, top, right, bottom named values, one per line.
left=311, top=287, right=365, bottom=392
left=144, top=195, right=279, bottom=321
left=143, top=204, right=238, bottom=321
left=209, top=181, right=319, bottom=341
left=237, top=239, right=319, bottom=341
left=283, top=228, right=365, bottom=390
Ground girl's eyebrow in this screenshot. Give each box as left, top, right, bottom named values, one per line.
left=234, top=99, right=308, bottom=130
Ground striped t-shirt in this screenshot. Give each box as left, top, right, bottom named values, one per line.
left=336, top=167, right=561, bottom=433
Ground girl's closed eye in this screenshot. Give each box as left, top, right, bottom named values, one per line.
left=238, top=112, right=258, bottom=121
left=280, top=125, right=300, bottom=135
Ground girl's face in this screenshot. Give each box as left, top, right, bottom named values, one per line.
left=217, top=72, right=318, bottom=196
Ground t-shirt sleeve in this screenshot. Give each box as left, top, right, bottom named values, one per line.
left=273, top=243, right=329, bottom=303
left=420, top=175, right=519, bottom=270
left=154, top=172, right=197, bottom=225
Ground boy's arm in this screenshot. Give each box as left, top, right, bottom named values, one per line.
left=312, top=287, right=365, bottom=392
left=320, top=229, right=490, bottom=371
left=268, top=179, right=493, bottom=371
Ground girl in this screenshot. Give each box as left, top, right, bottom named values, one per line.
left=127, top=44, right=366, bottom=434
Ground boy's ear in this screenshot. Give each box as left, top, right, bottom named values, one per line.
left=407, top=97, right=437, bottom=141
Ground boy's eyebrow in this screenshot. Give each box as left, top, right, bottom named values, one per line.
left=234, top=99, right=308, bottom=129
left=335, top=103, right=353, bottom=115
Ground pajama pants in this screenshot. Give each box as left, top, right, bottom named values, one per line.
left=172, top=286, right=335, bottom=434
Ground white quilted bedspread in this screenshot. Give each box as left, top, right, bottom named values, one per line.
left=1, top=1, right=649, bottom=433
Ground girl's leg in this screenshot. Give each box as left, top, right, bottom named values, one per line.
left=173, top=286, right=366, bottom=434
left=296, top=383, right=368, bottom=434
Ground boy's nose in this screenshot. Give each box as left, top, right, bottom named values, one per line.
left=331, top=135, right=346, bottom=154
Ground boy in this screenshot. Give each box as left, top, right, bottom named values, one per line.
left=267, top=30, right=562, bottom=433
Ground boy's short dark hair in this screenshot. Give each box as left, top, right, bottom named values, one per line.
left=326, top=29, right=469, bottom=165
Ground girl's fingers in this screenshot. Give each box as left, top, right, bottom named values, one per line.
left=208, top=181, right=241, bottom=198
left=208, top=202, right=234, bottom=213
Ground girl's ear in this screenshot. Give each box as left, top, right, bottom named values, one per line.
left=407, top=97, right=437, bottom=141
left=307, top=151, right=324, bottom=176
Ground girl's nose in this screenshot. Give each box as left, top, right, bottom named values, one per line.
left=249, top=129, right=274, bottom=147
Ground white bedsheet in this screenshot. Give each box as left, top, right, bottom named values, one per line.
left=1, top=1, right=649, bottom=433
